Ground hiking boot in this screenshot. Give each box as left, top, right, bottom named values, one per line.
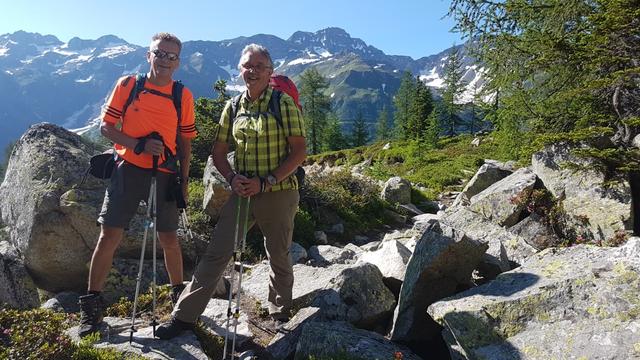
left=78, top=293, right=105, bottom=337
left=171, top=283, right=186, bottom=305
left=156, top=317, right=195, bottom=340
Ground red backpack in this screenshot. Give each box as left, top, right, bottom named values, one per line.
left=269, top=74, right=302, bottom=111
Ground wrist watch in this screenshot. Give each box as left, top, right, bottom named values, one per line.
left=266, top=174, right=278, bottom=186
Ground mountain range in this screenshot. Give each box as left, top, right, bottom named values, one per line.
left=0, top=27, right=483, bottom=151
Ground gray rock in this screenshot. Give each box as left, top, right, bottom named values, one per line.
left=311, top=263, right=396, bottom=329
left=0, top=123, right=180, bottom=292
left=67, top=317, right=207, bottom=359
left=390, top=222, right=488, bottom=342
left=295, top=321, right=422, bottom=360
left=428, top=240, right=640, bottom=360
left=442, top=207, right=536, bottom=272
left=531, top=142, right=633, bottom=242
left=357, top=240, right=411, bottom=287
left=0, top=124, right=101, bottom=291
left=452, top=161, right=514, bottom=208
left=41, top=291, right=81, bottom=313
left=267, top=307, right=321, bottom=360
left=242, top=262, right=352, bottom=310
left=468, top=168, right=538, bottom=227
left=381, top=176, right=412, bottom=205
left=308, top=244, right=357, bottom=265
left=509, top=213, right=561, bottom=250
left=0, top=240, right=39, bottom=309
left=289, top=242, right=307, bottom=264
left=202, top=155, right=232, bottom=220
left=200, top=298, right=252, bottom=346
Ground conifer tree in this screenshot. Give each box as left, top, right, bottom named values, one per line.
left=448, top=0, right=640, bottom=155
left=424, top=110, right=440, bottom=148
left=393, top=71, right=416, bottom=140
left=190, top=80, right=230, bottom=178
left=350, top=111, right=369, bottom=147
left=375, top=107, right=392, bottom=141
left=300, top=68, right=331, bottom=154
left=322, top=113, right=348, bottom=151
left=407, top=78, right=435, bottom=139
left=441, top=46, right=466, bottom=136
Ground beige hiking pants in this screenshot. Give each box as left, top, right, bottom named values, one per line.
left=173, top=189, right=299, bottom=323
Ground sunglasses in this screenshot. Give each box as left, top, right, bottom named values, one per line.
left=241, top=63, right=272, bottom=72
left=151, top=49, right=179, bottom=61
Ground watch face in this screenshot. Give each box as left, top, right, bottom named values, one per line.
left=267, top=175, right=277, bottom=185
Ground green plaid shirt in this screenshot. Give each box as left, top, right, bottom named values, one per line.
left=216, top=87, right=306, bottom=191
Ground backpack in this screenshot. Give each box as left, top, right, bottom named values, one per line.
left=229, top=74, right=305, bottom=190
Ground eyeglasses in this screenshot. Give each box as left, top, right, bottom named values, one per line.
left=151, top=49, right=179, bottom=61
left=241, top=63, right=272, bottom=72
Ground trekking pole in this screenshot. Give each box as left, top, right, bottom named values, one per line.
left=129, top=152, right=159, bottom=343
left=149, top=133, right=162, bottom=338
left=223, top=194, right=251, bottom=359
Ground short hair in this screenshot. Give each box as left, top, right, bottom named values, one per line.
left=237, top=43, right=273, bottom=70
left=150, top=32, right=182, bottom=53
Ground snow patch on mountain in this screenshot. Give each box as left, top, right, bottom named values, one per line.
left=75, top=75, right=93, bottom=83
left=220, top=64, right=239, bottom=78
left=226, top=84, right=246, bottom=93
left=314, top=47, right=332, bottom=57
left=189, top=52, right=204, bottom=72
left=97, top=45, right=136, bottom=59
left=289, top=57, right=320, bottom=66
left=0, top=47, right=8, bottom=56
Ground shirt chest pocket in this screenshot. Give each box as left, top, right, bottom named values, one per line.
left=233, top=112, right=279, bottom=140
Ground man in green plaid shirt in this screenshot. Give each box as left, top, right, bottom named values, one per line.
left=157, top=43, right=306, bottom=339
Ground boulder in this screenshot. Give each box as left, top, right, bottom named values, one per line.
left=0, top=239, right=39, bottom=309
left=289, top=242, right=307, bottom=264
left=311, top=263, right=396, bottom=329
left=242, top=262, right=352, bottom=310
left=452, top=160, right=514, bottom=208
left=67, top=317, right=207, bottom=359
left=200, top=298, right=252, bottom=346
left=442, top=207, right=536, bottom=272
left=295, top=321, right=422, bottom=360
left=0, top=124, right=101, bottom=291
left=390, top=222, right=488, bottom=342
left=357, top=240, right=411, bottom=294
left=468, top=168, right=538, bottom=227
left=428, top=239, right=640, bottom=360
left=531, top=142, right=633, bottom=242
left=308, top=244, right=357, bottom=265
left=509, top=213, right=561, bottom=250
left=381, top=176, right=412, bottom=205
left=267, top=307, right=321, bottom=360
left=41, top=291, right=81, bottom=313
left=202, top=154, right=232, bottom=220
left=0, top=123, right=176, bottom=292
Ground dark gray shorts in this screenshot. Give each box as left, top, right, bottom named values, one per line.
left=98, top=161, right=179, bottom=232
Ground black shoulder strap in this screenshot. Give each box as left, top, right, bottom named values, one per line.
left=172, top=80, right=184, bottom=126
left=268, top=90, right=284, bottom=128
left=122, top=73, right=146, bottom=117
left=229, top=94, right=243, bottom=125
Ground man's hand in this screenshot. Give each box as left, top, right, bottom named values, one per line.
left=144, top=138, right=164, bottom=155
left=231, top=175, right=262, bottom=197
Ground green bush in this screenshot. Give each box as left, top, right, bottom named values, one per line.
left=302, top=169, right=389, bottom=239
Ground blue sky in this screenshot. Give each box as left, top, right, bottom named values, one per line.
left=1, top=0, right=463, bottom=59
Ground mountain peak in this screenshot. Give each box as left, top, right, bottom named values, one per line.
left=3, top=31, right=62, bottom=46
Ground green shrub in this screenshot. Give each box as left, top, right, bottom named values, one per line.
left=293, top=208, right=317, bottom=248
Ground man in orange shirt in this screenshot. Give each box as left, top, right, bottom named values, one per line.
left=78, top=32, right=197, bottom=337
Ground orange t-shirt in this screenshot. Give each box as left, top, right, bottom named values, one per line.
left=101, top=75, right=197, bottom=171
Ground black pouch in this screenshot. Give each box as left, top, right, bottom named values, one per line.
left=166, top=175, right=187, bottom=209
left=88, top=149, right=117, bottom=179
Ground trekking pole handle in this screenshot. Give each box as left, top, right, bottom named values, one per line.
left=149, top=132, right=162, bottom=176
